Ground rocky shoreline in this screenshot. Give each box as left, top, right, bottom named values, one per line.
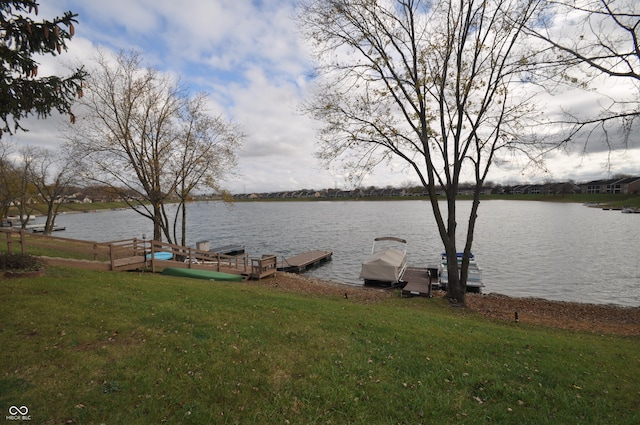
left=250, top=272, right=640, bottom=336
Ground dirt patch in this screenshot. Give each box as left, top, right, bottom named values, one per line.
left=248, top=272, right=395, bottom=303
left=465, top=292, right=640, bottom=336
left=247, top=272, right=640, bottom=336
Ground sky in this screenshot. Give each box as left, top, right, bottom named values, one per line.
left=8, top=0, right=640, bottom=194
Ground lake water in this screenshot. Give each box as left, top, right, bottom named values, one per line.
left=53, top=200, right=640, bottom=307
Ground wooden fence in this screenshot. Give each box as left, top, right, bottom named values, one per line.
left=0, top=229, right=251, bottom=276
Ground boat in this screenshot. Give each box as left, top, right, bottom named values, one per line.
left=438, top=252, right=484, bottom=293
left=161, top=267, right=243, bottom=282
left=210, top=244, right=245, bottom=256
left=146, top=252, right=174, bottom=260
left=359, top=237, right=407, bottom=286
left=194, top=241, right=246, bottom=258
left=621, top=207, right=639, bottom=214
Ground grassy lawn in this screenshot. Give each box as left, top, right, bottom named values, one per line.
left=1, top=267, right=638, bottom=424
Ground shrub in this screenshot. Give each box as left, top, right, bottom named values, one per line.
left=0, top=253, right=44, bottom=271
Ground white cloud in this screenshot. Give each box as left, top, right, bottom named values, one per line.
left=8, top=0, right=640, bottom=194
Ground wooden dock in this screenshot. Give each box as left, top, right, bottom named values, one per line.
left=209, top=244, right=245, bottom=256
left=401, top=267, right=440, bottom=297
left=0, top=227, right=335, bottom=280
left=278, top=250, right=333, bottom=273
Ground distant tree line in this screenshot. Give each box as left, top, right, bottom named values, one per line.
left=233, top=176, right=640, bottom=199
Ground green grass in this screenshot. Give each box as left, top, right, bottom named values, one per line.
left=1, top=267, right=639, bottom=424
left=0, top=232, right=112, bottom=261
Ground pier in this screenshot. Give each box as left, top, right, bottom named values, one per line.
left=0, top=228, right=335, bottom=281
left=278, top=250, right=333, bottom=273
left=401, top=267, right=440, bottom=297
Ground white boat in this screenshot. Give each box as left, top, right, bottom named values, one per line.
left=359, top=237, right=407, bottom=286
left=439, top=252, right=484, bottom=293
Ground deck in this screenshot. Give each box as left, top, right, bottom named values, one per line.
left=0, top=228, right=335, bottom=280
left=278, top=250, right=333, bottom=273
left=401, top=267, right=440, bottom=297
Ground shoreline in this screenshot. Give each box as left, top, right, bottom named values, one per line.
left=11, top=191, right=640, bottom=216
left=257, top=272, right=640, bottom=336
left=11, top=200, right=638, bottom=316
left=464, top=292, right=640, bottom=336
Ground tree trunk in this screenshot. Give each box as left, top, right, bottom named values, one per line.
left=153, top=203, right=163, bottom=241
left=445, top=189, right=466, bottom=305
left=43, top=199, right=56, bottom=235
left=180, top=202, right=187, bottom=247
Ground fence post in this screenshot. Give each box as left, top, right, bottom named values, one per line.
left=20, top=229, right=26, bottom=255
left=109, top=244, right=115, bottom=270
left=5, top=231, right=12, bottom=254
left=151, top=242, right=156, bottom=273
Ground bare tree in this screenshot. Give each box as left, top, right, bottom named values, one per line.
left=528, top=0, right=640, bottom=150
left=300, top=0, right=546, bottom=304
left=14, top=145, right=38, bottom=228
left=0, top=142, right=36, bottom=226
left=26, top=146, right=76, bottom=234
left=67, top=50, right=242, bottom=243
left=170, top=95, right=241, bottom=246
left=0, top=141, right=19, bottom=219
left=69, top=50, right=190, bottom=242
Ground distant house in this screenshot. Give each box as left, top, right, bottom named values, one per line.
left=581, top=177, right=640, bottom=194
left=582, top=179, right=616, bottom=194
left=64, top=192, right=93, bottom=204
left=230, top=177, right=638, bottom=200
left=547, top=182, right=581, bottom=195
left=617, top=177, right=640, bottom=194
left=457, top=184, right=490, bottom=195
left=509, top=185, right=530, bottom=194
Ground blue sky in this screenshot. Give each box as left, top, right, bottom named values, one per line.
left=10, top=0, right=640, bottom=193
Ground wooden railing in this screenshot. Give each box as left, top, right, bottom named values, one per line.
left=108, top=238, right=150, bottom=271
left=0, top=229, right=251, bottom=275
left=250, top=254, right=277, bottom=280
left=145, top=239, right=250, bottom=274
left=1, top=229, right=110, bottom=261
